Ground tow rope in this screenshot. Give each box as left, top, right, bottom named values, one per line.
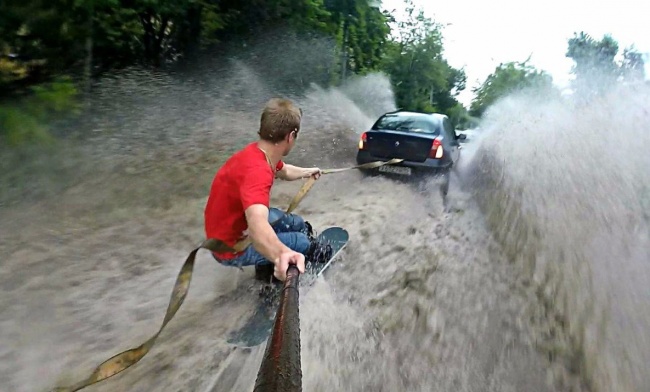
left=253, top=264, right=302, bottom=392
left=51, top=158, right=403, bottom=392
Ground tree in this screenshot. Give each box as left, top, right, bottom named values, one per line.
left=620, top=45, right=646, bottom=81
left=566, top=31, right=619, bottom=93
left=565, top=31, right=646, bottom=94
left=380, top=0, right=465, bottom=113
left=0, top=0, right=84, bottom=88
left=322, top=0, right=391, bottom=83
left=469, top=59, right=554, bottom=118
left=1, top=0, right=398, bottom=145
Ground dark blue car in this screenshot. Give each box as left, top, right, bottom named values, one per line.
left=356, top=110, right=465, bottom=194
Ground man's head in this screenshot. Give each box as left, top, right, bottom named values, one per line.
left=258, top=98, right=302, bottom=156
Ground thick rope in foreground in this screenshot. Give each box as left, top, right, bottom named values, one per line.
left=253, top=265, right=302, bottom=392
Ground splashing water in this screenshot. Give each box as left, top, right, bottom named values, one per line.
left=463, top=83, right=650, bottom=391
left=0, top=32, right=606, bottom=392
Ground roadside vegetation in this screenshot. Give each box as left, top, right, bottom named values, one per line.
left=1, top=0, right=646, bottom=214
left=2, top=0, right=645, bottom=146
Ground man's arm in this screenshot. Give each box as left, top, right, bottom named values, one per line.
left=276, top=164, right=321, bottom=181
left=245, top=204, right=306, bottom=281
left=245, top=204, right=290, bottom=264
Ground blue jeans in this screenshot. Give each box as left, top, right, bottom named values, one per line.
left=218, top=208, right=311, bottom=268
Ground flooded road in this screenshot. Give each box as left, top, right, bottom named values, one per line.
left=2, top=51, right=646, bottom=392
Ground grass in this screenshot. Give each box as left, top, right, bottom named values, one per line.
left=0, top=77, right=80, bottom=146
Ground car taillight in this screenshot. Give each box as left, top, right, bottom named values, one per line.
left=358, top=132, right=367, bottom=150
left=429, top=137, right=443, bottom=159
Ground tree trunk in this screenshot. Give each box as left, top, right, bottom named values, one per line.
left=139, top=12, right=156, bottom=64
left=153, top=17, right=169, bottom=65
left=340, top=18, right=349, bottom=84
left=83, top=0, right=94, bottom=97
left=179, top=6, right=202, bottom=57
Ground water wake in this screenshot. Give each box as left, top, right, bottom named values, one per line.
left=464, top=83, right=650, bottom=391
left=0, top=32, right=594, bottom=392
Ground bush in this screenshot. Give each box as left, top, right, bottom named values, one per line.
left=0, top=77, right=79, bottom=146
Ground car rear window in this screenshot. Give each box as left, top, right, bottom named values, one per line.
left=372, top=115, right=440, bottom=134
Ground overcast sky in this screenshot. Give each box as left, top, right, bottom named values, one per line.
left=380, top=0, right=650, bottom=106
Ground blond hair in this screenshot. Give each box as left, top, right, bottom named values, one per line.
left=258, top=98, right=302, bottom=143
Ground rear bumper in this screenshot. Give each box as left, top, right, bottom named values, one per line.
left=356, top=149, right=452, bottom=172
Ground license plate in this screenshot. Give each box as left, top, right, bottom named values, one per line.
left=378, top=165, right=411, bottom=175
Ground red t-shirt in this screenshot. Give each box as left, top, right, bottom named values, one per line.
left=204, top=142, right=284, bottom=259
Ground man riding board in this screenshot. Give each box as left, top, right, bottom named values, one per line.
left=204, top=98, right=332, bottom=282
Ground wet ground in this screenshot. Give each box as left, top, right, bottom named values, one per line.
left=0, top=65, right=611, bottom=392
left=0, top=154, right=574, bottom=392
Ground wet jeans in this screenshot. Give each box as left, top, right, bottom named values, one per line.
left=218, top=208, right=311, bottom=268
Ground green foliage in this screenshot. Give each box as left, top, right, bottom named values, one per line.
left=1, top=0, right=469, bottom=146
left=567, top=32, right=619, bottom=72
left=0, top=106, right=50, bottom=146
left=566, top=32, right=619, bottom=93
left=446, top=103, right=469, bottom=129
left=331, top=0, right=391, bottom=77
left=0, top=0, right=392, bottom=82
left=0, top=78, right=79, bottom=146
left=469, top=60, right=554, bottom=118
left=621, top=46, right=646, bottom=81
left=0, top=57, right=28, bottom=85
left=198, top=3, right=227, bottom=48
left=92, top=6, right=146, bottom=67
left=566, top=31, right=646, bottom=94
left=379, top=0, right=465, bottom=114
left=31, top=78, right=80, bottom=114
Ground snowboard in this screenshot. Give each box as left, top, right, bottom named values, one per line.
left=226, top=227, right=349, bottom=347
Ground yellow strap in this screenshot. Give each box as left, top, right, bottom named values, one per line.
left=50, top=158, right=402, bottom=392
